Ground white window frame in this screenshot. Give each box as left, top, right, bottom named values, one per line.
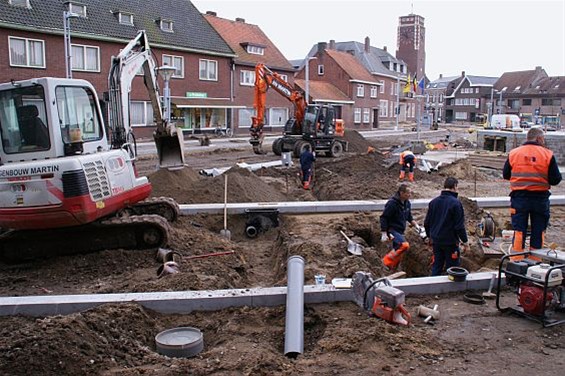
left=370, top=86, right=378, bottom=98
left=379, top=100, right=388, bottom=117
left=8, top=36, right=45, bottom=68
left=379, top=80, right=385, bottom=94
left=354, top=108, right=361, bottom=123
left=69, top=3, right=86, bottom=17
left=246, top=45, right=264, bottom=55
left=71, top=44, right=100, bottom=72
left=162, top=54, right=184, bottom=78
left=363, top=108, right=370, bottom=123
left=9, top=0, right=30, bottom=8
left=357, top=84, right=365, bottom=97
left=269, top=107, right=289, bottom=127
left=455, top=112, right=467, bottom=120
left=160, top=19, right=174, bottom=32
left=130, top=101, right=154, bottom=126
left=199, top=59, right=218, bottom=81
left=317, top=65, right=324, bottom=75
left=119, top=12, right=134, bottom=26
left=240, top=70, right=255, bottom=86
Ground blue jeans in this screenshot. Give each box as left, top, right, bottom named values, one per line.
left=510, top=196, right=550, bottom=249
left=390, top=229, right=406, bottom=251
left=402, top=156, right=415, bottom=173
left=431, top=243, right=460, bottom=276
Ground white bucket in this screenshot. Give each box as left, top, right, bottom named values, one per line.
left=281, top=152, right=292, bottom=166
left=501, top=230, right=514, bottom=240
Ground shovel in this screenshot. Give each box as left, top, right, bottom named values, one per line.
left=220, top=174, right=231, bottom=240
left=482, top=273, right=497, bottom=299
left=339, top=230, right=364, bottom=256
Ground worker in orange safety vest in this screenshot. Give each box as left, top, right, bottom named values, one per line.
left=399, top=150, right=416, bottom=182
left=503, top=127, right=562, bottom=256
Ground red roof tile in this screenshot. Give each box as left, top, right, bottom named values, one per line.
left=325, top=49, right=379, bottom=84
left=294, top=79, right=352, bottom=102
left=204, top=15, right=293, bottom=71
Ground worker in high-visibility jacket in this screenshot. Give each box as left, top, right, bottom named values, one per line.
left=380, top=184, right=420, bottom=269
left=399, top=150, right=416, bottom=182
left=503, top=127, right=562, bottom=256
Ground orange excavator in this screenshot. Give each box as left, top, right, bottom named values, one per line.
left=249, top=63, right=347, bottom=157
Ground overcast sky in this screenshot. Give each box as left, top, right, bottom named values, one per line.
left=192, top=0, right=565, bottom=80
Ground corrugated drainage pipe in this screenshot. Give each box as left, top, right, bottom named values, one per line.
left=284, top=255, right=305, bottom=358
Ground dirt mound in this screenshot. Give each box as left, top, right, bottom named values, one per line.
left=342, top=129, right=374, bottom=154
left=149, top=166, right=288, bottom=204
left=438, top=158, right=488, bottom=181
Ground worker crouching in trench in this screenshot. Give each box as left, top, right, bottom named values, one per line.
left=300, top=144, right=316, bottom=189
left=399, top=150, right=416, bottom=182
left=380, top=184, right=420, bottom=269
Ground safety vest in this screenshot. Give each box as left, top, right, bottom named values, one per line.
left=400, top=150, right=415, bottom=164
left=509, top=144, right=553, bottom=191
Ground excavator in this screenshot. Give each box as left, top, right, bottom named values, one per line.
left=249, top=63, right=347, bottom=157
left=0, top=30, right=185, bottom=259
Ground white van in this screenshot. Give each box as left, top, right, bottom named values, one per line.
left=489, top=114, right=521, bottom=130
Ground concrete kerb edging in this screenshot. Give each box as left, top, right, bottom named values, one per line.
left=0, top=272, right=503, bottom=317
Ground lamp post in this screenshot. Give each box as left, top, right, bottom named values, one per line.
left=158, top=65, right=176, bottom=123
left=415, top=95, right=425, bottom=140
left=63, top=11, right=79, bottom=79
left=395, top=75, right=400, bottom=131
left=304, top=56, right=317, bottom=104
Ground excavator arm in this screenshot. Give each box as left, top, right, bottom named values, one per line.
left=108, top=30, right=184, bottom=169
left=249, top=63, right=306, bottom=154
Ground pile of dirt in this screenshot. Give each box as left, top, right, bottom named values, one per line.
left=149, top=166, right=288, bottom=204
left=342, top=129, right=375, bottom=154
left=438, top=158, right=488, bottom=181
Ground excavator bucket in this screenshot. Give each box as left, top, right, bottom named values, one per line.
left=154, top=131, right=185, bottom=169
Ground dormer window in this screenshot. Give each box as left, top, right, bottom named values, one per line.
left=246, top=45, right=264, bottom=55
left=67, top=2, right=87, bottom=18
left=160, top=19, right=174, bottom=32
left=514, top=86, right=521, bottom=91
left=119, top=13, right=134, bottom=26
left=9, top=0, right=30, bottom=8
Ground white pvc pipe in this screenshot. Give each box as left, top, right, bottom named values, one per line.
left=284, top=255, right=305, bottom=357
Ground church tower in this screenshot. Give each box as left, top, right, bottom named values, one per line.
left=396, top=14, right=426, bottom=79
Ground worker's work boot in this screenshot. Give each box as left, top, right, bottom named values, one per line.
left=399, top=171, right=405, bottom=181
left=382, top=242, right=409, bottom=269
left=303, top=181, right=310, bottom=190
left=408, top=172, right=414, bottom=182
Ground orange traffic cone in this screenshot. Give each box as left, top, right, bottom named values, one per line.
left=382, top=242, right=409, bottom=269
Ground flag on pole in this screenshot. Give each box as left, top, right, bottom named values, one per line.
left=412, top=75, right=417, bottom=92
left=403, top=73, right=411, bottom=93
left=418, top=77, right=425, bottom=94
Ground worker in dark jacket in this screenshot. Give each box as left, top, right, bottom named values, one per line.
left=300, top=144, right=316, bottom=189
left=502, top=127, right=562, bottom=255
left=399, top=150, right=416, bottom=182
left=380, top=184, right=419, bottom=269
left=424, top=177, right=469, bottom=276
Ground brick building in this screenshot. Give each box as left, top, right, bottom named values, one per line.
left=443, top=72, right=498, bottom=123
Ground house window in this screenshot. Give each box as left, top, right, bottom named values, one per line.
left=9, top=0, right=30, bottom=7
left=317, top=65, right=324, bottom=75
left=199, top=59, right=217, bottom=81
left=354, top=108, right=361, bottom=123
left=379, top=100, right=388, bottom=117
left=130, top=101, right=154, bottom=126
left=68, top=3, right=86, bottom=17
left=380, top=80, right=385, bottom=94
left=370, top=86, right=378, bottom=98
left=71, top=44, right=100, bottom=72
left=269, top=108, right=288, bottom=126
left=509, top=99, right=520, bottom=110
left=9, top=37, right=45, bottom=68
left=238, top=108, right=255, bottom=128
left=522, top=99, right=532, bottom=106
left=363, top=108, right=370, bottom=123
left=240, top=70, right=255, bottom=86
left=246, top=45, right=264, bottom=55
left=357, top=84, right=364, bottom=97
left=162, top=55, right=184, bottom=78
left=160, top=19, right=173, bottom=32
left=119, top=13, right=134, bottom=26
left=455, top=112, right=467, bottom=120
left=439, top=94, right=444, bottom=102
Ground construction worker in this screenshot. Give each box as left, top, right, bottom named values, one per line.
left=300, top=144, right=316, bottom=189
left=399, top=150, right=416, bottom=182
left=380, top=184, right=419, bottom=269
left=502, top=127, right=562, bottom=256
left=424, top=177, right=470, bottom=276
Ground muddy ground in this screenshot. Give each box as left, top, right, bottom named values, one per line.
left=1, top=129, right=564, bottom=375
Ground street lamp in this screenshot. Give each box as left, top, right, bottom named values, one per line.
left=395, top=75, right=400, bottom=131
left=304, top=56, right=317, bottom=104
left=157, top=65, right=176, bottom=123
left=415, top=95, right=425, bottom=140
left=63, top=11, right=80, bottom=79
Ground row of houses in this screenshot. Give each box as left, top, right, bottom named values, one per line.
left=0, top=0, right=421, bottom=138
left=426, top=67, right=564, bottom=127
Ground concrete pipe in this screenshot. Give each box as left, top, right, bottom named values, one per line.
left=284, top=255, right=305, bottom=358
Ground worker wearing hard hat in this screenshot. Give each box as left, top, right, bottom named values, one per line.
left=399, top=150, right=416, bottom=182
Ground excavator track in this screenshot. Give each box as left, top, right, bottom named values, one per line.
left=0, top=214, right=170, bottom=262
left=120, top=196, right=180, bottom=222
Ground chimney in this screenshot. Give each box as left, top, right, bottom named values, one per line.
left=329, top=39, right=336, bottom=50
left=364, top=36, right=370, bottom=52
left=206, top=11, right=217, bottom=16
left=383, top=46, right=387, bottom=52
left=317, top=42, right=328, bottom=54
left=439, top=74, right=443, bottom=79
left=535, top=66, right=542, bottom=72
left=235, top=17, right=245, bottom=23
left=461, top=71, right=465, bottom=77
